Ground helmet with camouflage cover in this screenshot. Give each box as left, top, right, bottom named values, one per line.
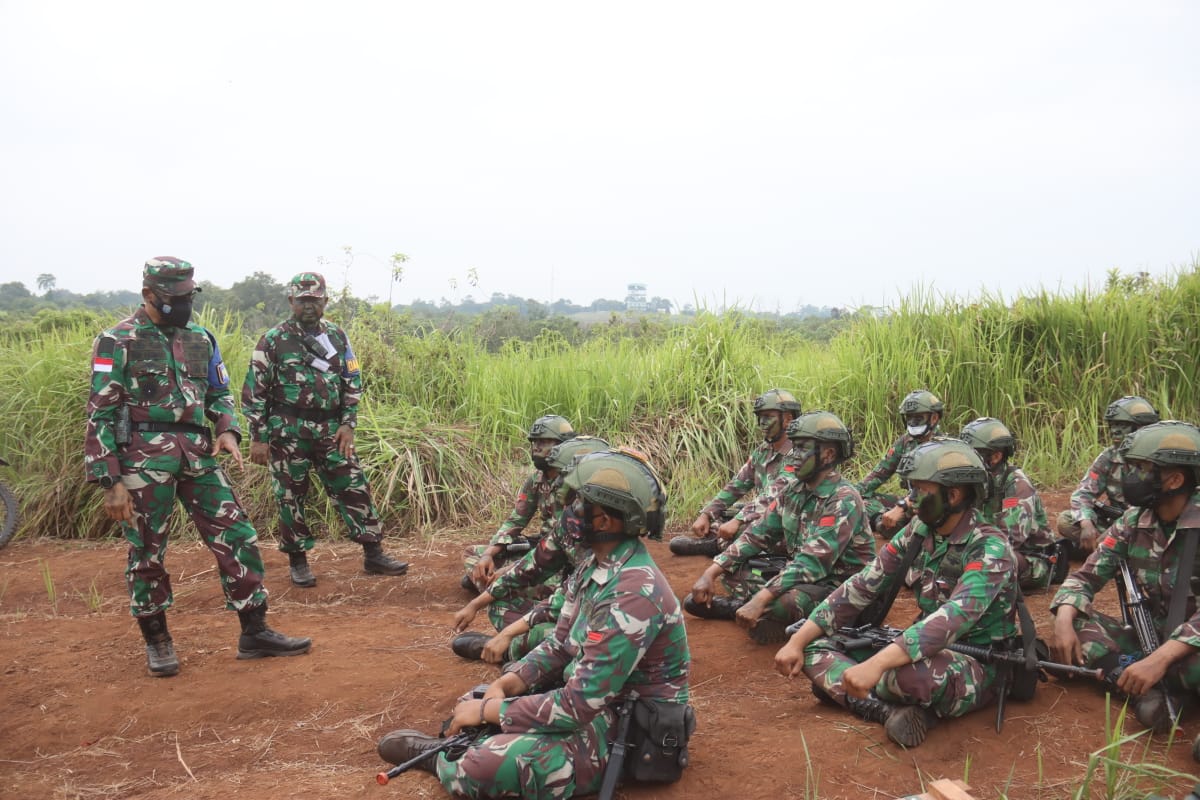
left=786, top=411, right=855, bottom=460
left=527, top=415, right=576, bottom=443
left=753, top=389, right=801, bottom=444
left=898, top=438, right=988, bottom=493
left=898, top=390, right=945, bottom=416
left=1119, top=421, right=1200, bottom=475
left=546, top=435, right=611, bottom=475
left=564, top=448, right=667, bottom=540
left=959, top=417, right=1017, bottom=459
left=753, top=389, right=802, bottom=415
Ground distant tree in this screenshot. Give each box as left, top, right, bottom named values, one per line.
left=228, top=271, right=288, bottom=317
left=388, top=252, right=409, bottom=310
left=36, top=273, right=56, bottom=295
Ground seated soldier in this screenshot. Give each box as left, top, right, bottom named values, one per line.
left=777, top=438, right=1020, bottom=748
left=450, top=436, right=610, bottom=661
left=1056, top=395, right=1160, bottom=555
left=684, top=411, right=876, bottom=644
left=378, top=450, right=692, bottom=799
left=1051, top=421, right=1200, bottom=761
left=857, top=389, right=945, bottom=536
left=461, top=414, right=576, bottom=595
left=669, top=389, right=800, bottom=557
left=960, top=416, right=1069, bottom=590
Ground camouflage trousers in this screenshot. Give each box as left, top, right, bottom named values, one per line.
left=803, top=637, right=1000, bottom=719
left=505, top=621, right=556, bottom=663
left=268, top=436, right=382, bottom=551
left=1015, top=549, right=1052, bottom=592
left=436, top=690, right=612, bottom=800
left=1055, top=510, right=1085, bottom=547
left=463, top=544, right=558, bottom=632
left=719, top=565, right=835, bottom=622
left=119, top=462, right=267, bottom=617
left=1070, top=612, right=1200, bottom=691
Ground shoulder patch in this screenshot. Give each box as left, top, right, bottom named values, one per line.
left=1002, top=497, right=1019, bottom=509
left=586, top=630, right=604, bottom=643
left=1102, top=535, right=1117, bottom=549
left=964, top=560, right=984, bottom=571
left=818, top=515, right=836, bottom=526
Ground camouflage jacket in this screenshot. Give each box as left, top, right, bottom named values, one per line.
left=504, top=538, right=690, bottom=733
left=811, top=509, right=1019, bottom=659
left=855, top=432, right=923, bottom=497
left=1051, top=494, right=1200, bottom=648
left=489, top=502, right=584, bottom=602
left=713, top=471, right=876, bottom=595
left=490, top=471, right=558, bottom=547
left=85, top=307, right=239, bottom=483
left=701, top=439, right=793, bottom=525
left=1067, top=446, right=1129, bottom=524
left=241, top=318, right=361, bottom=443
left=976, top=466, right=1055, bottom=551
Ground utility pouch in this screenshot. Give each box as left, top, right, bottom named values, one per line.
left=624, top=700, right=696, bottom=784
left=114, top=406, right=132, bottom=447
left=1008, top=638, right=1048, bottom=702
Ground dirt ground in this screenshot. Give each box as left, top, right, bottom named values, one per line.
left=2, top=492, right=1198, bottom=800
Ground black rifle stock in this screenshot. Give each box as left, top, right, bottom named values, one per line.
left=1117, top=559, right=1181, bottom=724
left=597, top=694, right=637, bottom=800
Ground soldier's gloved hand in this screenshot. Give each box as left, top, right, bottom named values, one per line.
left=211, top=431, right=244, bottom=470
left=1078, top=519, right=1098, bottom=554
left=334, top=424, right=355, bottom=459
left=690, top=513, right=712, bottom=537
left=102, top=482, right=135, bottom=523
left=249, top=441, right=270, bottom=467
left=482, top=633, right=512, bottom=664
left=716, top=518, right=741, bottom=541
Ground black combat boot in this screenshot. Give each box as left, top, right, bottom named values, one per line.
left=1135, top=687, right=1182, bottom=734
left=668, top=534, right=721, bottom=557
left=451, top=632, right=491, bottom=661
left=748, top=619, right=790, bottom=645
left=846, top=694, right=936, bottom=747
left=682, top=593, right=742, bottom=620
left=1050, top=539, right=1073, bottom=585
left=377, top=729, right=444, bottom=772
left=363, top=541, right=410, bottom=576
left=236, top=602, right=312, bottom=659
left=288, top=550, right=316, bottom=588
left=137, top=612, right=180, bottom=677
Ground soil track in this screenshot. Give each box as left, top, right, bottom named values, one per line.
left=2, top=492, right=1198, bottom=800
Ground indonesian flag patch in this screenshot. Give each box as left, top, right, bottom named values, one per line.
left=1002, top=497, right=1019, bottom=509
left=1103, top=535, right=1118, bottom=549
left=93, top=356, right=114, bottom=373
left=964, top=560, right=984, bottom=571
left=586, top=631, right=603, bottom=643
left=819, top=515, right=836, bottom=526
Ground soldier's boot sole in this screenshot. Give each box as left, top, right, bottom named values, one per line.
left=884, top=705, right=937, bottom=748
left=237, top=629, right=313, bottom=660
left=749, top=619, right=790, bottom=645
left=682, top=593, right=740, bottom=621
left=668, top=534, right=721, bottom=557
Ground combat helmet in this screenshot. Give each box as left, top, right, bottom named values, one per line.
left=1105, top=396, right=1160, bottom=428
left=546, top=435, right=612, bottom=475
left=527, top=415, right=576, bottom=443
left=753, top=389, right=802, bottom=415
left=898, top=390, right=945, bottom=416
left=786, top=411, right=855, bottom=461
left=1119, top=421, right=1200, bottom=478
left=959, top=417, right=1017, bottom=458
left=897, top=438, right=988, bottom=496
left=564, top=448, right=667, bottom=539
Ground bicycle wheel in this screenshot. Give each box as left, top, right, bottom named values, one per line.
left=0, top=481, right=18, bottom=549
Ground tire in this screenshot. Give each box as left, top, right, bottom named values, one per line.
left=0, top=481, right=18, bottom=549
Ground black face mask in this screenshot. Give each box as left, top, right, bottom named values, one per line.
left=1122, top=463, right=1164, bottom=507
left=575, top=498, right=623, bottom=547
left=914, top=486, right=967, bottom=529
left=532, top=454, right=551, bottom=472
left=152, top=294, right=193, bottom=327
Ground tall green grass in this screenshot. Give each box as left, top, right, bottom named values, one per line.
left=4, top=262, right=1200, bottom=541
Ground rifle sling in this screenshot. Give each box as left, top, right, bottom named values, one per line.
left=1165, top=528, right=1200, bottom=637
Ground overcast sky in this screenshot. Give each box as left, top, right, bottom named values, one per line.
left=1, top=2, right=1196, bottom=312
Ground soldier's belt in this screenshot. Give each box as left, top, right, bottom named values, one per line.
left=273, top=403, right=341, bottom=422
left=132, top=421, right=211, bottom=438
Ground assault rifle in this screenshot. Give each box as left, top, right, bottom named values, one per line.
left=747, top=555, right=789, bottom=581
left=596, top=694, right=637, bottom=800
left=1094, top=501, right=1125, bottom=529
left=375, top=729, right=482, bottom=785
left=1117, top=559, right=1181, bottom=726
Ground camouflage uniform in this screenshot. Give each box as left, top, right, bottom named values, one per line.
left=803, top=510, right=1019, bottom=719
left=700, top=439, right=793, bottom=531
left=437, top=537, right=690, bottom=800
left=856, top=433, right=923, bottom=522
left=85, top=283, right=266, bottom=617
left=711, top=471, right=876, bottom=619
left=241, top=303, right=389, bottom=552
left=1050, top=497, right=1200, bottom=690
left=977, top=466, right=1057, bottom=591
left=1057, top=446, right=1131, bottom=545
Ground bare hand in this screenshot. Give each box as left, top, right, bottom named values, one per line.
left=1050, top=614, right=1084, bottom=666
left=691, top=573, right=716, bottom=606
left=1117, top=656, right=1168, bottom=697
left=211, top=431, right=244, bottom=469
left=1079, top=519, right=1098, bottom=554
left=103, top=482, right=135, bottom=522
left=472, top=554, right=496, bottom=585
left=880, top=505, right=907, bottom=532
left=453, top=604, right=479, bottom=633
left=446, top=699, right=486, bottom=735
left=775, top=639, right=806, bottom=678
left=717, top=518, right=741, bottom=541
left=333, top=424, right=355, bottom=459
left=691, top=513, right=712, bottom=537
left=735, top=597, right=766, bottom=630
left=842, top=661, right=884, bottom=699
left=249, top=441, right=270, bottom=466
left=482, top=632, right=513, bottom=664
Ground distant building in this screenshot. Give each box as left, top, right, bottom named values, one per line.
left=625, top=282, right=648, bottom=311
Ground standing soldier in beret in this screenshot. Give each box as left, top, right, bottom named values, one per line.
left=85, top=257, right=311, bottom=677
left=242, top=271, right=409, bottom=586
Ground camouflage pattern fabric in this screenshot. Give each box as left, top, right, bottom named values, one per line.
left=803, top=510, right=1019, bottom=719
left=855, top=433, right=923, bottom=519
left=1057, top=446, right=1131, bottom=544
left=437, top=537, right=690, bottom=800
left=976, top=466, right=1056, bottom=590
left=700, top=439, right=793, bottom=527
left=85, top=307, right=267, bottom=616
left=463, top=470, right=559, bottom=586
left=242, top=318, right=382, bottom=549
left=1052, top=496, right=1200, bottom=684
left=712, top=471, right=876, bottom=619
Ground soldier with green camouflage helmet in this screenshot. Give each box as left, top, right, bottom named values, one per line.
left=85, top=257, right=311, bottom=677
left=778, top=438, right=1020, bottom=748
left=242, top=272, right=409, bottom=585
left=378, top=449, right=692, bottom=799
left=685, top=411, right=876, bottom=645
left=1051, top=421, right=1200, bottom=756
left=960, top=416, right=1066, bottom=591
left=670, top=388, right=800, bottom=557
left=461, top=414, right=576, bottom=594
left=857, top=389, right=945, bottom=535
left=1057, top=395, right=1160, bottom=554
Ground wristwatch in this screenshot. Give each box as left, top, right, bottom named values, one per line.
left=98, top=474, right=118, bottom=490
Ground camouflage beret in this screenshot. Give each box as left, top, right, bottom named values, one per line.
left=289, top=272, right=327, bottom=299
left=143, top=256, right=198, bottom=295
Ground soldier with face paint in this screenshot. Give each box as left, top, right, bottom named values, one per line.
left=86, top=257, right=311, bottom=677
left=684, top=412, right=876, bottom=645
left=777, top=438, right=1019, bottom=748
left=856, top=389, right=945, bottom=536
left=669, top=389, right=801, bottom=557
left=1051, top=421, right=1200, bottom=760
